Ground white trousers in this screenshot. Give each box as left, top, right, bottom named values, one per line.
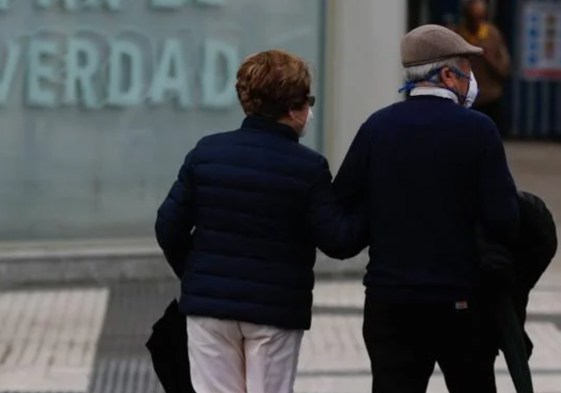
left=187, top=316, right=304, bottom=393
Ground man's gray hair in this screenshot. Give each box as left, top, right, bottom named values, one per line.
left=404, top=57, right=463, bottom=83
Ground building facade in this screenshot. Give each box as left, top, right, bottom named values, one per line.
left=0, top=0, right=407, bottom=241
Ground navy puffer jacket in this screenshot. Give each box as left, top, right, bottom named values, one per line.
left=155, top=116, right=366, bottom=330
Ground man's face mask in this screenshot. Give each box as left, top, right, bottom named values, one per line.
left=464, top=70, right=479, bottom=108
left=450, top=68, right=479, bottom=108
left=399, top=67, right=479, bottom=108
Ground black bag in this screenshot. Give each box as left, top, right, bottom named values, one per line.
left=146, top=299, right=196, bottom=393
left=481, top=191, right=557, bottom=393
left=514, top=191, right=558, bottom=291
left=512, top=191, right=558, bottom=357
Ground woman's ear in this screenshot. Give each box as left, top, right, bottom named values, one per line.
left=287, top=110, right=294, bottom=122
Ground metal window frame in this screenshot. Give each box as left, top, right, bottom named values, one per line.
left=315, top=0, right=328, bottom=154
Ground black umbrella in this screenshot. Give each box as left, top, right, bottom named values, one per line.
left=146, top=299, right=196, bottom=393
left=495, top=190, right=558, bottom=393
left=495, top=291, right=534, bottom=393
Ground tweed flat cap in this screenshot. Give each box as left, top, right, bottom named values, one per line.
left=401, top=24, right=483, bottom=66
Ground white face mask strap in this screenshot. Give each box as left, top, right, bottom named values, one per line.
left=290, top=111, right=304, bottom=126
left=291, top=109, right=312, bottom=126
left=299, top=108, right=313, bottom=138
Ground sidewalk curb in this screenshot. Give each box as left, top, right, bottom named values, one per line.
left=0, top=242, right=367, bottom=285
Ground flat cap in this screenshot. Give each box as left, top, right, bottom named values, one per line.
left=401, top=24, right=483, bottom=67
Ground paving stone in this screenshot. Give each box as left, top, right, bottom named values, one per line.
left=1, top=279, right=561, bottom=393
left=0, top=288, right=108, bottom=393
left=89, top=359, right=163, bottom=393
left=428, top=373, right=561, bottom=393
left=530, top=291, right=561, bottom=314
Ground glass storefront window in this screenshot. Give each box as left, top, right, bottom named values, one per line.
left=0, top=0, right=325, bottom=240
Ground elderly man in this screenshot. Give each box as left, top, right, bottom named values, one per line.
left=333, top=25, right=519, bottom=393
left=457, top=0, right=511, bottom=137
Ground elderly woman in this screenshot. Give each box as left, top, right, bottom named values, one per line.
left=155, top=50, right=365, bottom=393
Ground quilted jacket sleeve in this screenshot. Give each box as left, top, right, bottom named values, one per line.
left=155, top=151, right=196, bottom=278
left=309, top=156, right=368, bottom=260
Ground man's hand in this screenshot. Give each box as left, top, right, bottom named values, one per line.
left=480, top=241, right=517, bottom=291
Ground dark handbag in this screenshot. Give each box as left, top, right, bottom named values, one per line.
left=514, top=191, right=557, bottom=291
left=480, top=190, right=558, bottom=393
left=146, top=299, right=196, bottom=393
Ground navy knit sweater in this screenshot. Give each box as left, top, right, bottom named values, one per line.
left=333, top=96, right=519, bottom=304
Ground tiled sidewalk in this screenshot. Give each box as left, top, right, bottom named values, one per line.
left=298, top=282, right=561, bottom=393
left=0, top=275, right=560, bottom=393
left=0, top=289, right=108, bottom=392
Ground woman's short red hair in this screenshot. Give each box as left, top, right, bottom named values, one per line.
left=236, top=50, right=311, bottom=119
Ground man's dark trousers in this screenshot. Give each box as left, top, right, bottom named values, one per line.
left=363, top=295, right=497, bottom=393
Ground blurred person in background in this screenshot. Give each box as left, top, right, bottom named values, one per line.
left=155, top=49, right=366, bottom=393
left=333, top=25, right=519, bottom=393
left=457, top=0, right=511, bottom=138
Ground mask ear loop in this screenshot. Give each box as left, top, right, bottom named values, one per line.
left=398, top=67, right=444, bottom=93
left=449, top=67, right=472, bottom=104
left=451, top=67, right=471, bottom=80
left=397, top=66, right=472, bottom=104
left=398, top=81, right=417, bottom=94
left=289, top=110, right=305, bottom=127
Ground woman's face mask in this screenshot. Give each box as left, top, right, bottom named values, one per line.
left=292, top=108, right=314, bottom=138
left=300, top=108, right=314, bottom=137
